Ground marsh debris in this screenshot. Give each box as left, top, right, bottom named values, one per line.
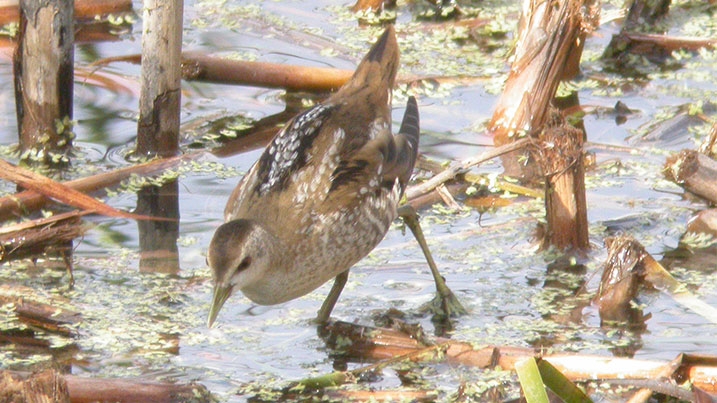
left=665, top=149, right=717, bottom=205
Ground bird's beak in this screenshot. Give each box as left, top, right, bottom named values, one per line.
left=207, top=284, right=232, bottom=328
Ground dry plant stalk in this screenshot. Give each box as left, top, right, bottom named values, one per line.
left=535, top=109, right=589, bottom=251
left=181, top=53, right=354, bottom=92
left=95, top=52, right=425, bottom=93
left=0, top=159, right=162, bottom=221
left=0, top=211, right=87, bottom=264
left=1, top=370, right=212, bottom=403
left=0, top=153, right=197, bottom=222
left=321, top=320, right=717, bottom=394
left=92, top=53, right=354, bottom=92
left=0, top=370, right=70, bottom=403
left=488, top=0, right=597, bottom=181
left=0, top=0, right=132, bottom=26
left=615, top=33, right=717, bottom=54
left=404, top=137, right=530, bottom=200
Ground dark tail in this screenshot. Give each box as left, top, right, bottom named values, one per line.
left=393, top=96, right=420, bottom=191
left=399, top=96, right=420, bottom=168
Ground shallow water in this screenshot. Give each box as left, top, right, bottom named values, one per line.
left=1, top=0, right=716, bottom=401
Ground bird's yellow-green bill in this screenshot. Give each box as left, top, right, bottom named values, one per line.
left=208, top=284, right=231, bottom=327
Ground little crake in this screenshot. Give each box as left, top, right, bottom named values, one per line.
left=207, top=26, right=421, bottom=326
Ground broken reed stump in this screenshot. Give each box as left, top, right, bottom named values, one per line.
left=685, top=208, right=717, bottom=237
left=137, top=0, right=191, bottom=277
left=664, top=149, right=717, bottom=205
left=603, top=0, right=671, bottom=61
left=13, top=0, right=74, bottom=164
left=535, top=109, right=588, bottom=251
left=136, top=0, right=183, bottom=158
left=487, top=0, right=597, bottom=182
left=624, top=0, right=671, bottom=26
left=598, top=235, right=717, bottom=325
left=593, top=237, right=650, bottom=329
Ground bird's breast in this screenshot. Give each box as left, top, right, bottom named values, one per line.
left=240, top=186, right=401, bottom=305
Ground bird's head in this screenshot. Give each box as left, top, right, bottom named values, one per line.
left=206, top=219, right=272, bottom=327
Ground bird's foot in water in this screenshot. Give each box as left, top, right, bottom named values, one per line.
left=420, top=285, right=467, bottom=335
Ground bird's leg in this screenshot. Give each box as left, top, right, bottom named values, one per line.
left=397, top=204, right=467, bottom=320
left=61, top=247, right=75, bottom=289
left=315, top=270, right=349, bottom=323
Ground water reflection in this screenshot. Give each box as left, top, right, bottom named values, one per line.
left=136, top=181, right=180, bottom=274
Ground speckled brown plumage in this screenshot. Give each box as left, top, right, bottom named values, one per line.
left=207, top=26, right=420, bottom=325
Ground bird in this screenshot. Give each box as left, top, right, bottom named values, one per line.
left=207, top=25, right=452, bottom=326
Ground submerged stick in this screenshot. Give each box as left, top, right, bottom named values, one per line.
left=617, top=33, right=717, bottom=53
left=0, top=284, right=81, bottom=336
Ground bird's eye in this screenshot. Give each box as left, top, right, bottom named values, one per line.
left=236, top=256, right=252, bottom=272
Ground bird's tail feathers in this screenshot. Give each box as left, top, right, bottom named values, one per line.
left=399, top=95, right=420, bottom=158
